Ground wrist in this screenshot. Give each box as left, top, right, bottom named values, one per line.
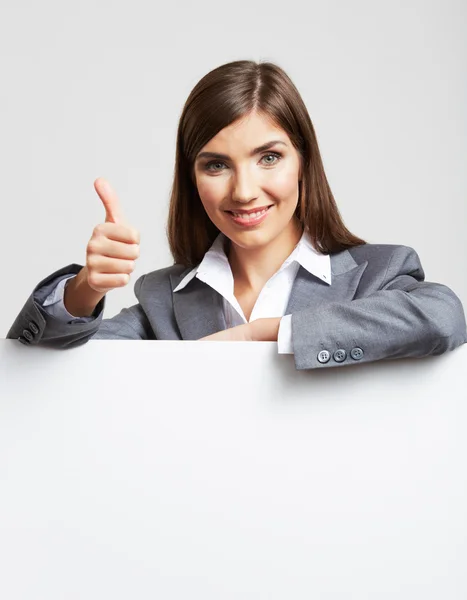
left=64, top=268, right=105, bottom=317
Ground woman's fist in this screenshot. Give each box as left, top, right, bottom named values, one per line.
left=85, top=178, right=141, bottom=294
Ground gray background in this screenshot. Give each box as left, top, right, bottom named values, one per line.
left=1, top=0, right=466, bottom=336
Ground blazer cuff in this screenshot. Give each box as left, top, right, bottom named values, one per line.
left=6, top=263, right=106, bottom=347
left=42, top=275, right=95, bottom=323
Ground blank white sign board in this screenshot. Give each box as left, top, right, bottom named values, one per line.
left=1, top=340, right=466, bottom=599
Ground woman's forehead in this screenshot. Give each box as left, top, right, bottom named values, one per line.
left=202, top=112, right=290, bottom=152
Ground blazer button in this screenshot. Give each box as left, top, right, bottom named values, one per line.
left=18, top=336, right=30, bottom=345
left=350, top=347, right=364, bottom=361
left=333, top=349, right=347, bottom=363
left=22, top=329, right=34, bottom=342
left=28, top=321, right=39, bottom=335
left=317, top=350, right=331, bottom=364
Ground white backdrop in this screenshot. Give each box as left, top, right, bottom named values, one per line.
left=1, top=340, right=467, bottom=598
left=1, top=0, right=466, bottom=336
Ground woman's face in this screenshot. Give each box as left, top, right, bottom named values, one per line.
left=193, top=110, right=302, bottom=252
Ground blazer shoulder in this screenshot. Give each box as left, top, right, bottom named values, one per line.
left=345, top=242, right=419, bottom=265
left=133, top=263, right=192, bottom=299
left=341, top=243, right=425, bottom=292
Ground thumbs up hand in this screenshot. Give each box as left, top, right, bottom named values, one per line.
left=84, top=178, right=141, bottom=294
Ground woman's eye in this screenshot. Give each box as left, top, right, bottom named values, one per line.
left=205, top=161, right=226, bottom=172
left=204, top=152, right=282, bottom=173
left=261, top=152, right=281, bottom=165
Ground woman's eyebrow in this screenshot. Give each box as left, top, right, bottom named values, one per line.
left=196, top=140, right=287, bottom=161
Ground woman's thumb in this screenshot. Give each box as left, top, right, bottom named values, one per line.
left=94, top=177, right=125, bottom=224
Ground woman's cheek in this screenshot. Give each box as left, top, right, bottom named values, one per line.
left=197, top=178, right=226, bottom=212
left=264, top=169, right=299, bottom=201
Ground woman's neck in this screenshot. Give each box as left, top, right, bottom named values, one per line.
left=227, top=218, right=303, bottom=292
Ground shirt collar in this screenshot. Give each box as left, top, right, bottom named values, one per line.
left=173, top=230, right=331, bottom=293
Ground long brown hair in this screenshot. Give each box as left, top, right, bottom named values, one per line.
left=167, top=60, right=366, bottom=266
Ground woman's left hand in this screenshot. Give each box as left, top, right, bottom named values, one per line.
left=199, top=317, right=281, bottom=342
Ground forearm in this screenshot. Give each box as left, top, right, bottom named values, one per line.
left=292, top=284, right=467, bottom=370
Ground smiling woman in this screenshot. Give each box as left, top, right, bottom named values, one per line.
left=193, top=113, right=305, bottom=283
left=7, top=60, right=467, bottom=369
left=167, top=61, right=366, bottom=270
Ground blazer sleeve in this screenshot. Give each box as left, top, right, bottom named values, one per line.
left=291, top=246, right=467, bottom=370
left=6, top=264, right=154, bottom=349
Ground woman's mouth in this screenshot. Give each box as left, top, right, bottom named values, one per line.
left=225, top=205, right=273, bottom=227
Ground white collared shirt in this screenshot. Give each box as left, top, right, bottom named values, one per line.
left=42, top=230, right=331, bottom=353
left=173, top=230, right=332, bottom=353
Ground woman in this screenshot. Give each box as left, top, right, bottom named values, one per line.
left=7, top=60, right=467, bottom=369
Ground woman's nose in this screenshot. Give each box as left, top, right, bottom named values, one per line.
left=230, top=168, right=259, bottom=204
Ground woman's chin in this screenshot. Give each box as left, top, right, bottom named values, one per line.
left=225, top=228, right=274, bottom=250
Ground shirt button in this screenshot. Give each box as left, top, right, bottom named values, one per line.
left=317, top=350, right=331, bottom=364
left=333, top=349, right=347, bottom=363
left=350, top=347, right=364, bottom=360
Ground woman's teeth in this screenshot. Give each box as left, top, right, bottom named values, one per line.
left=231, top=208, right=269, bottom=220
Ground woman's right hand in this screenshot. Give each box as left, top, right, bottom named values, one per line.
left=85, top=178, right=141, bottom=293
left=63, top=178, right=141, bottom=317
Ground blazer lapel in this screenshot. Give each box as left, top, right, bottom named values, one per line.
left=170, top=249, right=368, bottom=339
left=286, top=250, right=368, bottom=314
left=170, top=272, right=227, bottom=340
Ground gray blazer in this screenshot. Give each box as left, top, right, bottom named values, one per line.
left=7, top=243, right=467, bottom=370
